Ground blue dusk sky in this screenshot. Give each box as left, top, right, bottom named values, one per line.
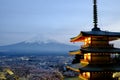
left=0, top=0, right=120, bottom=46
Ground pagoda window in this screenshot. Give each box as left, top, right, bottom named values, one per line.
left=82, top=72, right=90, bottom=78
left=84, top=37, right=91, bottom=45
left=84, top=53, right=91, bottom=61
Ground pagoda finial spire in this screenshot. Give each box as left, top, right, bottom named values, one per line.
left=92, top=0, right=100, bottom=31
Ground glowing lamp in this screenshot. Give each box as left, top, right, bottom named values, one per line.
left=86, top=72, right=90, bottom=78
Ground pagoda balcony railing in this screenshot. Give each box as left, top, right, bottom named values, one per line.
left=80, top=59, right=89, bottom=64
left=81, top=44, right=114, bottom=48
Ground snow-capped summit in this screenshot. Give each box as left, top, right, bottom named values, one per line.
left=0, top=36, right=78, bottom=55
left=24, top=35, right=59, bottom=44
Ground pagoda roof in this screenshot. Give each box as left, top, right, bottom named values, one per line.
left=69, top=50, right=81, bottom=55
left=66, top=65, right=80, bottom=72
left=67, top=63, right=120, bottom=72
left=79, top=64, right=120, bottom=72
left=66, top=63, right=88, bottom=72
left=71, top=47, right=120, bottom=53
left=71, top=30, right=120, bottom=42
left=81, top=47, right=120, bottom=53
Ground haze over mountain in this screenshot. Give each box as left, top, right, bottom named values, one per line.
left=0, top=38, right=79, bottom=56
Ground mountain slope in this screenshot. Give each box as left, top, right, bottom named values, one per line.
left=0, top=41, right=78, bottom=55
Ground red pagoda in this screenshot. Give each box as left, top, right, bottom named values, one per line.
left=67, top=0, right=120, bottom=80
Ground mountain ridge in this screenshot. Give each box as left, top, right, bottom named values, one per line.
left=0, top=40, right=79, bottom=56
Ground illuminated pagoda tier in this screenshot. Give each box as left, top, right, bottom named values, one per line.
left=67, top=0, right=120, bottom=80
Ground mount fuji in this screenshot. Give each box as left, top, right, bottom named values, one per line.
left=0, top=39, right=79, bottom=56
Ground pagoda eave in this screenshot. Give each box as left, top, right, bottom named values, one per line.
left=70, top=31, right=120, bottom=42
left=70, top=37, right=85, bottom=42
left=79, top=64, right=120, bottom=72
left=66, top=63, right=88, bottom=72
left=70, top=32, right=87, bottom=42
left=81, top=48, right=120, bottom=53
left=66, top=66, right=80, bottom=72
left=69, top=50, right=81, bottom=55
left=81, top=31, right=120, bottom=37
